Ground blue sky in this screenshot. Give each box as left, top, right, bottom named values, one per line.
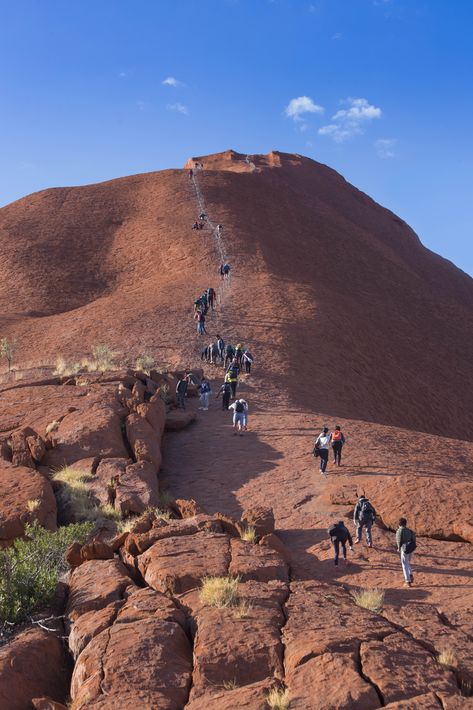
left=1, top=0, right=472, bottom=275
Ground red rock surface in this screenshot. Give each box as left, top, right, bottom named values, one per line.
left=0, top=628, right=70, bottom=709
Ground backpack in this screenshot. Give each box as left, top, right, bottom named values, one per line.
left=360, top=500, right=376, bottom=523
left=235, top=400, right=245, bottom=413
left=402, top=529, right=417, bottom=554
left=332, top=430, right=342, bottom=442
left=225, top=345, right=234, bottom=355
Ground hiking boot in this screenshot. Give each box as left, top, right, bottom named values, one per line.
left=404, top=581, right=412, bottom=587
left=367, top=542, right=372, bottom=548
left=410, top=574, right=414, bottom=583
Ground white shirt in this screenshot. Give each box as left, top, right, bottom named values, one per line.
left=316, top=434, right=331, bottom=450
left=229, top=399, right=248, bottom=412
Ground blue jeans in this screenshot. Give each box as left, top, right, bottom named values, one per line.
left=356, top=520, right=372, bottom=544
left=332, top=539, right=347, bottom=565
left=319, top=449, right=328, bottom=472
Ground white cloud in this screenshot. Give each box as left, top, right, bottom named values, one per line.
left=118, top=71, right=128, bottom=78
left=319, top=97, right=382, bottom=142
left=285, top=96, right=324, bottom=122
left=375, top=138, right=396, bottom=158
left=166, top=102, right=189, bottom=115
left=332, top=32, right=342, bottom=40
left=162, top=76, right=184, bottom=88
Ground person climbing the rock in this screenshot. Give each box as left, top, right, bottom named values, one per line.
left=216, top=334, right=225, bottom=362
left=217, top=224, right=223, bottom=233
left=223, top=263, right=231, bottom=279
left=194, top=297, right=202, bottom=312
left=210, top=341, right=220, bottom=365
left=219, top=263, right=225, bottom=280
left=216, top=379, right=232, bottom=410
left=327, top=520, right=354, bottom=566
left=396, top=517, right=416, bottom=587
left=199, top=212, right=207, bottom=222
left=234, top=343, right=244, bottom=367
left=201, top=344, right=210, bottom=362
left=207, top=287, right=216, bottom=310
left=225, top=368, right=238, bottom=398
left=331, top=425, right=345, bottom=466
left=314, top=427, right=331, bottom=475
left=189, top=168, right=193, bottom=179
left=225, top=343, right=235, bottom=367
left=229, top=398, right=248, bottom=435
left=242, top=349, right=254, bottom=374
left=353, top=495, right=376, bottom=547
left=192, top=221, right=199, bottom=230
left=176, top=375, right=189, bottom=410
left=198, top=377, right=212, bottom=411
left=197, top=311, right=207, bottom=335
left=201, top=291, right=208, bottom=310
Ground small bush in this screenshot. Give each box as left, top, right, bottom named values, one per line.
left=116, top=516, right=139, bottom=534
left=159, top=383, right=171, bottom=405
left=0, top=521, right=92, bottom=624
left=53, top=357, right=81, bottom=377
left=53, top=466, right=95, bottom=522
left=267, top=687, right=290, bottom=709
left=240, top=526, right=257, bottom=543
left=222, top=680, right=238, bottom=691
left=158, top=490, right=175, bottom=508
left=99, top=504, right=122, bottom=522
left=352, top=587, right=385, bottom=613
left=135, top=353, right=156, bottom=374
left=91, top=344, right=117, bottom=372
left=438, top=648, right=458, bottom=668
left=200, top=576, right=240, bottom=608
left=26, top=499, right=41, bottom=513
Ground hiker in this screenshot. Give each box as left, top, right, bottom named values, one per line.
left=210, top=341, right=220, bottom=364
left=197, top=311, right=207, bottom=335
left=225, top=343, right=235, bottom=367
left=219, top=263, right=225, bottom=280
left=201, top=344, right=210, bottom=362
left=331, top=425, right=345, bottom=466
left=199, top=212, right=206, bottom=222
left=242, top=349, right=254, bottom=374
left=194, top=297, right=202, bottom=311
left=313, top=427, right=331, bottom=475
left=353, top=496, right=376, bottom=547
left=327, top=521, right=354, bottom=566
left=198, top=222, right=204, bottom=230
left=176, top=375, right=188, bottom=410
left=207, top=287, right=216, bottom=310
left=229, top=398, right=248, bottom=435
left=396, top=517, right=416, bottom=587
left=223, top=263, right=231, bottom=278
left=234, top=343, right=244, bottom=366
left=225, top=369, right=238, bottom=398
left=217, top=224, right=223, bottom=233
left=216, top=334, right=225, bottom=362
left=189, top=168, right=193, bottom=179
left=192, top=221, right=199, bottom=230
left=199, top=377, right=212, bottom=411
left=216, top=380, right=232, bottom=410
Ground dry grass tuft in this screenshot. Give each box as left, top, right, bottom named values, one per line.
left=351, top=587, right=385, bottom=613
left=45, top=420, right=60, bottom=435
left=116, top=516, right=139, bottom=534
left=267, top=687, right=290, bottom=709
left=438, top=648, right=458, bottom=668
left=98, top=503, right=122, bottom=521
left=200, top=576, right=240, bottom=608
left=53, top=357, right=81, bottom=377
left=240, top=526, right=257, bottom=543
left=135, top=353, right=156, bottom=374
left=90, top=344, right=117, bottom=372
left=52, top=466, right=95, bottom=522
left=222, top=680, right=238, bottom=691
left=26, top=498, right=41, bottom=513
left=232, top=599, right=253, bottom=619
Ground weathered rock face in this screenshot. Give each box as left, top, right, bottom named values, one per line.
left=10, top=426, right=46, bottom=468
left=186, top=680, right=272, bottom=709
left=229, top=538, right=289, bottom=583
left=0, top=461, right=57, bottom=544
left=90, top=457, right=129, bottom=507
left=0, top=628, right=70, bottom=710
left=165, top=409, right=196, bottom=431
left=66, top=558, right=134, bottom=622
left=360, top=632, right=458, bottom=704
left=126, top=413, right=162, bottom=470
left=240, top=505, right=275, bottom=539
left=139, top=532, right=231, bottom=594
left=115, top=461, right=159, bottom=515
left=43, top=389, right=128, bottom=469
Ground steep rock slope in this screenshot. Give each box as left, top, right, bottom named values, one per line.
left=0, top=150, right=472, bottom=438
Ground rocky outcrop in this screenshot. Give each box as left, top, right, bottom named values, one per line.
left=0, top=462, right=57, bottom=544
left=0, top=628, right=70, bottom=709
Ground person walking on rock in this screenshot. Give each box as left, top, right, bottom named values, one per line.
left=216, top=334, right=225, bottom=363
left=199, top=377, right=211, bottom=411
left=331, top=425, right=345, bottom=466
left=353, top=495, right=376, bottom=547
left=207, top=287, right=216, bottom=310
left=225, top=343, right=235, bottom=368
left=327, top=521, right=354, bottom=566
left=242, top=348, right=254, bottom=374
left=197, top=311, right=207, bottom=335
left=210, top=341, right=220, bottom=365
left=201, top=344, right=210, bottom=362
left=226, top=368, right=238, bottom=398
left=176, top=375, right=189, bottom=410
left=396, top=517, right=416, bottom=587
left=223, top=263, right=231, bottom=279
left=314, top=427, right=331, bottom=475
left=229, top=398, right=248, bottom=435
left=216, top=380, right=232, bottom=410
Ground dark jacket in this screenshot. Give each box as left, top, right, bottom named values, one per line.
left=328, top=523, right=353, bottom=546
left=354, top=497, right=376, bottom=524
left=176, top=379, right=188, bottom=395
left=396, top=525, right=416, bottom=552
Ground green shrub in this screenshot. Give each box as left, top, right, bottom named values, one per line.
left=0, top=521, right=93, bottom=624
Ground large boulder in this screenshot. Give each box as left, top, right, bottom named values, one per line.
left=138, top=532, right=231, bottom=594
left=0, top=462, right=57, bottom=544
left=186, top=680, right=272, bottom=709
left=229, top=539, right=289, bottom=583
left=115, top=461, right=159, bottom=516
left=165, top=410, right=196, bottom=431
left=66, top=558, right=134, bottom=623
left=126, top=413, right=162, bottom=470
left=10, top=426, right=46, bottom=468
left=43, top=391, right=128, bottom=469
left=89, top=457, right=129, bottom=507
left=136, top=394, right=166, bottom=437
left=0, top=628, right=70, bottom=709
